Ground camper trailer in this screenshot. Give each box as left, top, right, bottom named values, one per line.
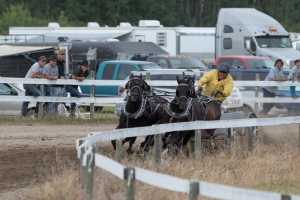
left=216, top=8, right=300, bottom=69
left=6, top=21, right=215, bottom=63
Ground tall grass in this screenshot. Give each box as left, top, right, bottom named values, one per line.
left=22, top=126, right=300, bottom=200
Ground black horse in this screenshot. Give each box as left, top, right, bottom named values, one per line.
left=111, top=73, right=168, bottom=154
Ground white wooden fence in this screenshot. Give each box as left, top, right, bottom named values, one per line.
left=1, top=77, right=300, bottom=199
left=76, top=117, right=300, bottom=200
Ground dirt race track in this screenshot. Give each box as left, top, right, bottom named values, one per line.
left=0, top=122, right=298, bottom=199
left=0, top=123, right=117, bottom=199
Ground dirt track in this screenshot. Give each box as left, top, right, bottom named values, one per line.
left=0, top=122, right=298, bottom=199
left=0, top=123, right=117, bottom=199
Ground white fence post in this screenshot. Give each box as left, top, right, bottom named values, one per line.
left=189, top=180, right=199, bottom=200
left=194, top=129, right=202, bottom=160
left=79, top=140, right=87, bottom=188
left=115, top=139, right=122, bottom=162
left=86, top=144, right=96, bottom=200
left=90, top=71, right=95, bottom=119
left=124, top=168, right=135, bottom=200
left=154, top=134, right=162, bottom=165
left=38, top=84, right=44, bottom=118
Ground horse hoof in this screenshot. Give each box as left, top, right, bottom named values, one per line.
left=126, top=148, right=135, bottom=155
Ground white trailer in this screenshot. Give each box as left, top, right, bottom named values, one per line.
left=6, top=20, right=215, bottom=63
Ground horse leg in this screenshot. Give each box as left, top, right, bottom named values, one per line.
left=127, top=137, right=137, bottom=155
left=144, top=135, right=154, bottom=152
left=207, top=129, right=215, bottom=149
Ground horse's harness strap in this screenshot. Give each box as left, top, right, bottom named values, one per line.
left=164, top=98, right=193, bottom=122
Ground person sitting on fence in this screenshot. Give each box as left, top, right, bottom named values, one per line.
left=261, top=59, right=286, bottom=116
left=287, top=59, right=300, bottom=98
left=21, top=56, right=47, bottom=117
left=197, top=62, right=233, bottom=103
left=65, top=60, right=90, bottom=118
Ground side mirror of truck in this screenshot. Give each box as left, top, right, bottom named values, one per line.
left=296, top=42, right=300, bottom=51
left=245, top=40, right=251, bottom=51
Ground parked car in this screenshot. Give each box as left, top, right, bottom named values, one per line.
left=230, top=68, right=290, bottom=116
left=0, top=83, right=25, bottom=115
left=216, top=55, right=275, bottom=69
left=146, top=55, right=209, bottom=71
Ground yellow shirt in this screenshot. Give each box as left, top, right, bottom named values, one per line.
left=197, top=69, right=234, bottom=102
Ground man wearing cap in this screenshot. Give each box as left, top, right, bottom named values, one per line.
left=287, top=59, right=300, bottom=98
left=44, top=55, right=61, bottom=116
left=197, top=62, right=234, bottom=103
left=65, top=60, right=90, bottom=117
left=22, top=56, right=47, bottom=117
left=56, top=49, right=68, bottom=106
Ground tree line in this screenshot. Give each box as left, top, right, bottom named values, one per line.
left=0, top=0, right=300, bottom=34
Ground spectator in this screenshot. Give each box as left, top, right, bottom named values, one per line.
left=261, top=59, right=286, bottom=115
left=65, top=60, right=90, bottom=117
left=22, top=56, right=46, bottom=117
left=287, top=59, right=300, bottom=98
left=56, top=49, right=68, bottom=106
left=44, top=55, right=60, bottom=116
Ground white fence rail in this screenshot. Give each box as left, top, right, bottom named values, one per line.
left=77, top=116, right=300, bottom=199
left=94, top=153, right=300, bottom=200
left=1, top=77, right=300, bottom=86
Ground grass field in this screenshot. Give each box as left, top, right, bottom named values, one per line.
left=21, top=126, right=300, bottom=200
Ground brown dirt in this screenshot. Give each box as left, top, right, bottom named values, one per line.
left=0, top=123, right=117, bottom=199
left=0, top=122, right=299, bottom=199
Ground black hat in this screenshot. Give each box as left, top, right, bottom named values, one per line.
left=48, top=55, right=58, bottom=61
left=78, top=60, right=89, bottom=66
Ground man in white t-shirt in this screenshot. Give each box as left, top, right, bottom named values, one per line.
left=22, top=56, right=46, bottom=117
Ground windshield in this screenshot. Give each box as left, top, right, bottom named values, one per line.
left=255, top=36, right=293, bottom=48
left=245, top=59, right=274, bottom=69
left=169, top=58, right=208, bottom=70
left=138, top=63, right=161, bottom=69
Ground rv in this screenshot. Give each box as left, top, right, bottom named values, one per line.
left=6, top=21, right=215, bottom=63
left=216, top=8, right=300, bottom=69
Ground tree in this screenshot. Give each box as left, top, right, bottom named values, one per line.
left=0, top=4, right=40, bottom=34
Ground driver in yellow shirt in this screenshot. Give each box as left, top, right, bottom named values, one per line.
left=197, top=63, right=234, bottom=102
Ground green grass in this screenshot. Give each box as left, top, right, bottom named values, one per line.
left=0, top=106, right=119, bottom=124
left=252, top=180, right=300, bottom=195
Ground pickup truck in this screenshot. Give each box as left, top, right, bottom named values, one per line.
left=79, top=60, right=161, bottom=111
left=146, top=55, right=208, bottom=71
left=215, top=55, right=274, bottom=69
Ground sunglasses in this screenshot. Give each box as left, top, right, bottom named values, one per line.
left=219, top=71, right=228, bottom=74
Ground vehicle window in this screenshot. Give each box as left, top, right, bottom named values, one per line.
left=255, top=36, right=293, bottom=48
left=232, top=60, right=245, bottom=68
left=223, top=25, right=233, bottom=33
left=218, top=59, right=233, bottom=67
left=102, top=64, right=116, bottom=80
left=230, top=72, right=239, bottom=80
left=117, top=64, right=137, bottom=80
left=138, top=63, right=161, bottom=69
left=245, top=59, right=274, bottom=69
left=223, top=38, right=232, bottom=49
left=241, top=72, right=268, bottom=80
left=0, top=83, right=11, bottom=95
left=169, top=58, right=208, bottom=70
left=157, top=59, right=168, bottom=69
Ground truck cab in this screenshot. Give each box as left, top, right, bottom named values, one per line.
left=216, top=8, right=300, bottom=69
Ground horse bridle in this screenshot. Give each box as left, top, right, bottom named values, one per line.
left=127, top=77, right=146, bottom=100
left=175, top=83, right=191, bottom=103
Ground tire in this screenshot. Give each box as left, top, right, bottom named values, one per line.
left=243, top=105, right=254, bottom=118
